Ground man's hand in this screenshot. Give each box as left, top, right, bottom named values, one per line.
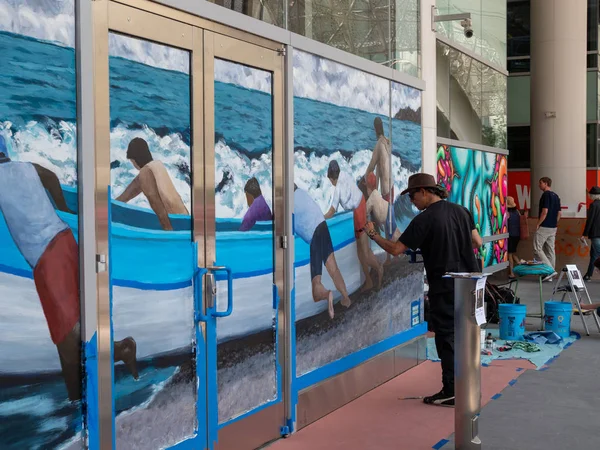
left=364, top=221, right=377, bottom=239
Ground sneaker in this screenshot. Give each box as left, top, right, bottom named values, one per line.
left=542, top=272, right=558, bottom=282
left=423, top=390, right=455, bottom=407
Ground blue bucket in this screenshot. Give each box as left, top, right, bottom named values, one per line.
left=544, top=301, right=572, bottom=338
left=499, top=304, right=527, bottom=340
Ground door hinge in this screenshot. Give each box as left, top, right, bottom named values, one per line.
left=280, top=235, right=288, bottom=249
left=277, top=47, right=287, bottom=57
left=96, top=254, right=107, bottom=273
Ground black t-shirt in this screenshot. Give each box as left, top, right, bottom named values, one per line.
left=400, top=200, right=479, bottom=296
left=538, top=191, right=561, bottom=228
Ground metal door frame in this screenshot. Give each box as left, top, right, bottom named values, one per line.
left=93, top=2, right=202, bottom=448
left=203, top=30, right=287, bottom=450
left=93, top=1, right=288, bottom=448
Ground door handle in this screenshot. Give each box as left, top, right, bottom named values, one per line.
left=207, top=265, right=234, bottom=318
left=193, top=266, right=209, bottom=322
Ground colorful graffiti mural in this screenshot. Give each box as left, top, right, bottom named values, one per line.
left=437, top=144, right=508, bottom=268
left=293, top=50, right=424, bottom=378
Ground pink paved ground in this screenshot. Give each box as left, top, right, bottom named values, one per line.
left=268, top=359, right=536, bottom=450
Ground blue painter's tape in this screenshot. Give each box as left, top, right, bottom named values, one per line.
left=85, top=333, right=99, bottom=450
left=432, top=438, right=450, bottom=449
left=296, top=322, right=428, bottom=392
left=108, top=185, right=117, bottom=450
left=508, top=379, right=518, bottom=386
left=491, top=393, right=502, bottom=400
left=289, top=285, right=297, bottom=434
left=482, top=363, right=490, bottom=367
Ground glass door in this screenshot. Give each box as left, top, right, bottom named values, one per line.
left=96, top=2, right=287, bottom=449
left=97, top=2, right=208, bottom=449
left=203, top=31, right=287, bottom=449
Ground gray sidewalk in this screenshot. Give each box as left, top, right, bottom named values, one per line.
left=443, top=272, right=600, bottom=450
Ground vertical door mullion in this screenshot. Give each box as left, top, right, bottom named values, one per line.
left=91, top=0, right=113, bottom=448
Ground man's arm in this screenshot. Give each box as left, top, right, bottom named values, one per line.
left=471, top=229, right=483, bottom=249
left=372, top=232, right=408, bottom=256
left=583, top=203, right=594, bottom=238
left=537, top=208, right=548, bottom=230
left=324, top=206, right=336, bottom=219
left=365, top=221, right=409, bottom=256
left=364, top=141, right=380, bottom=177
left=33, top=163, right=73, bottom=213
left=116, top=176, right=142, bottom=203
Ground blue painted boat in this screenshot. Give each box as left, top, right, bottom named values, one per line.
left=0, top=199, right=355, bottom=289
left=58, top=185, right=273, bottom=232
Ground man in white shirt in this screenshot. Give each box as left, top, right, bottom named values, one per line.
left=324, top=160, right=383, bottom=291
left=294, top=185, right=351, bottom=319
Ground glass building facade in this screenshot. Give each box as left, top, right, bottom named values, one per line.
left=507, top=0, right=600, bottom=168
left=436, top=0, right=507, bottom=149
left=208, top=0, right=421, bottom=77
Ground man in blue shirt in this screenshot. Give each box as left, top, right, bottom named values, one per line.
left=534, top=177, right=561, bottom=281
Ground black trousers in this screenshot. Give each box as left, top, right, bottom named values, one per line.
left=429, top=291, right=455, bottom=396
left=434, top=330, right=455, bottom=395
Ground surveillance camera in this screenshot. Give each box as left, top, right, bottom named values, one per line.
left=461, top=18, right=473, bottom=38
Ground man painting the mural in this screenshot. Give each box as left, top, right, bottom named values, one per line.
left=0, top=136, right=138, bottom=402
left=117, top=137, right=189, bottom=231
left=294, top=184, right=351, bottom=319
left=364, top=173, right=482, bottom=407
left=325, top=160, right=383, bottom=291
left=240, top=176, right=273, bottom=231
left=364, top=117, right=392, bottom=202
left=365, top=172, right=401, bottom=265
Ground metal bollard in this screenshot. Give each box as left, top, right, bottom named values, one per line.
left=452, top=275, right=483, bottom=449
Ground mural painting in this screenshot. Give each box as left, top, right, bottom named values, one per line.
left=293, top=50, right=424, bottom=378
left=436, top=144, right=508, bottom=268
left=211, top=58, right=278, bottom=423
left=108, top=34, right=196, bottom=448
left=0, top=1, right=84, bottom=448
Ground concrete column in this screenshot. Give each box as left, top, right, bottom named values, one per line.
left=530, top=0, right=587, bottom=217
left=421, top=0, right=437, bottom=176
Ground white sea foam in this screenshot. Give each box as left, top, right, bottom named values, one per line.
left=0, top=0, right=74, bottom=47
left=1, top=118, right=412, bottom=223
left=294, top=149, right=411, bottom=213
left=0, top=394, right=57, bottom=417
left=0, top=120, right=77, bottom=186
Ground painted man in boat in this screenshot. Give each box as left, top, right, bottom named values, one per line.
left=0, top=135, right=138, bottom=402
left=365, top=172, right=401, bottom=265
left=117, top=137, right=189, bottom=231
left=325, top=160, right=383, bottom=292
left=240, top=177, right=272, bottom=231
left=294, top=184, right=351, bottom=319
left=364, top=117, right=393, bottom=203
